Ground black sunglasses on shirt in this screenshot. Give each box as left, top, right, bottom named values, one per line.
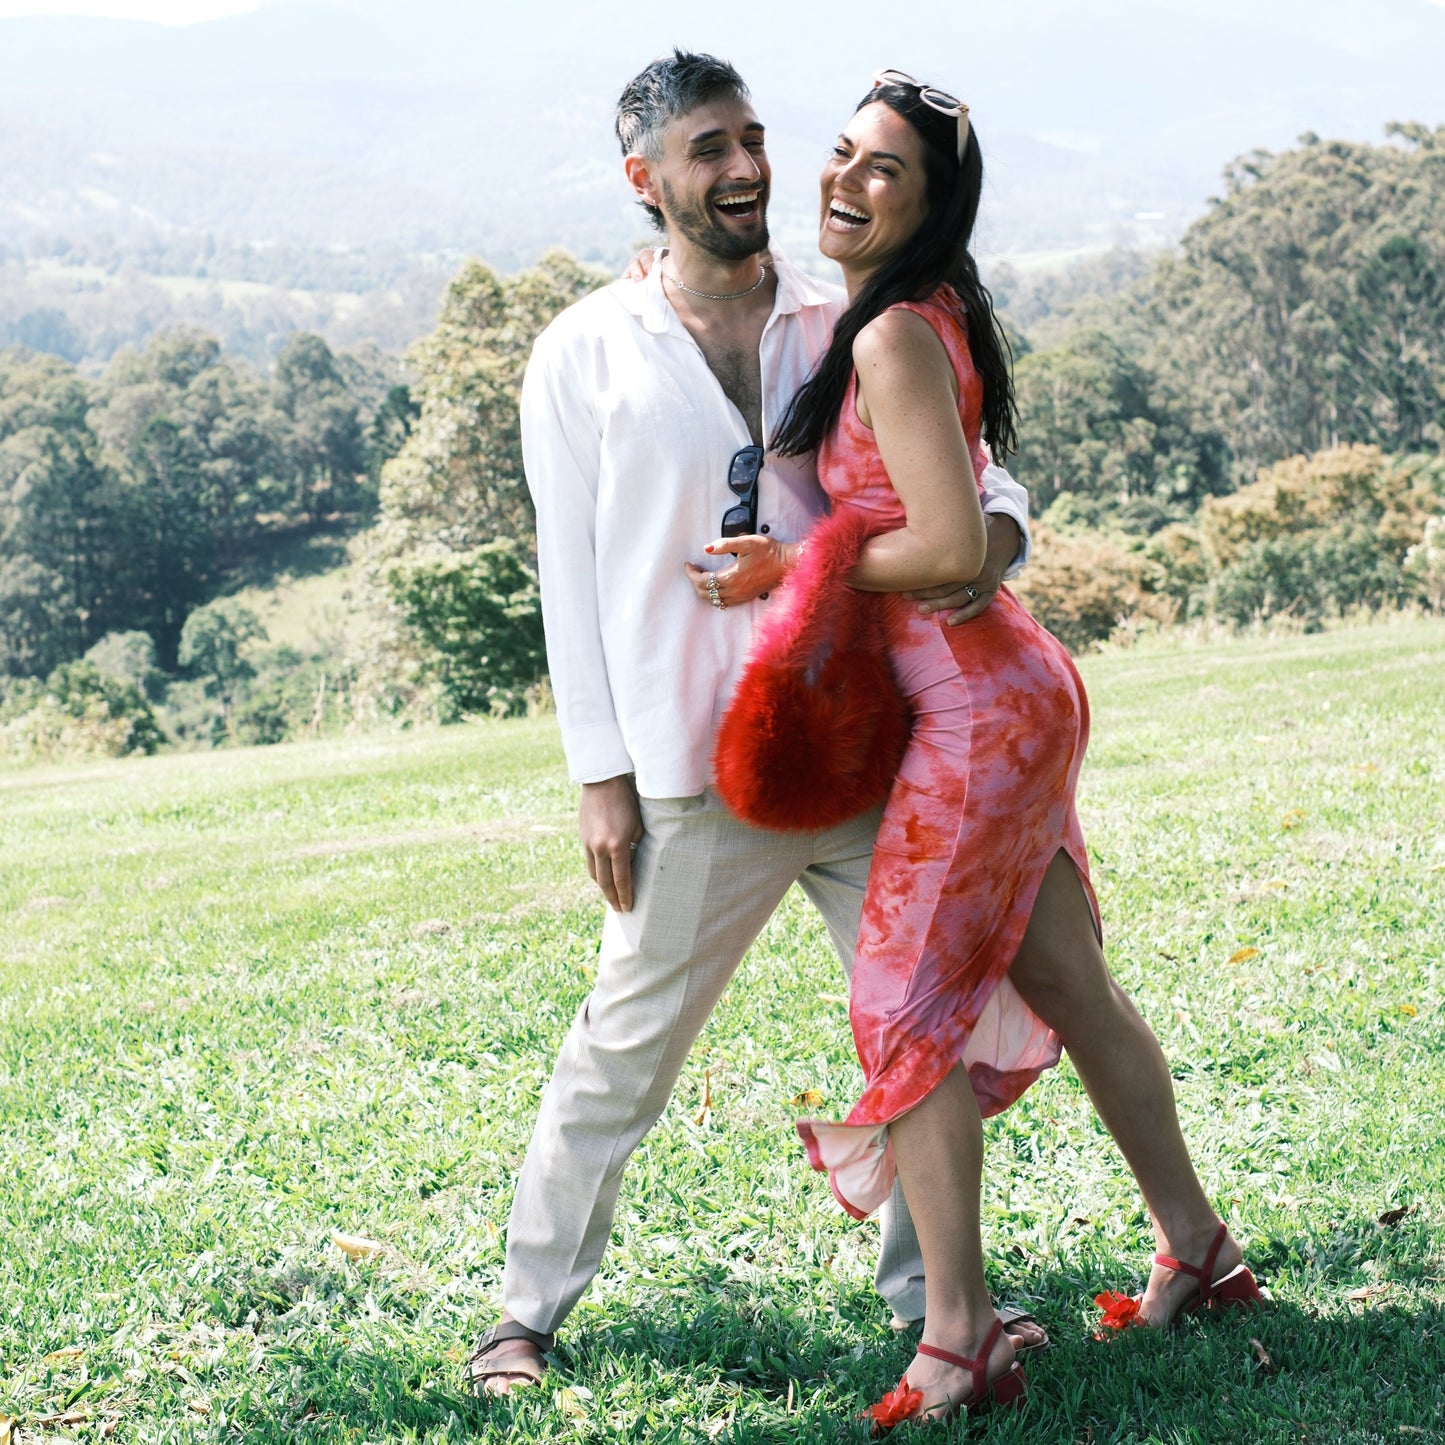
left=721, top=444, right=763, bottom=538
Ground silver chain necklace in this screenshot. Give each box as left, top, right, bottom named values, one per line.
left=662, top=261, right=769, bottom=301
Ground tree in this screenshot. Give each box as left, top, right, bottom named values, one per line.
left=387, top=539, right=545, bottom=718
left=353, top=249, right=607, bottom=720
left=0, top=349, right=124, bottom=671
left=178, top=597, right=268, bottom=735
left=1136, top=127, right=1445, bottom=476
left=84, top=629, right=163, bottom=697
left=273, top=333, right=366, bottom=522
left=373, top=249, right=607, bottom=565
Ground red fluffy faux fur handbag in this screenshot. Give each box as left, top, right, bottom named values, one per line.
left=713, top=506, right=910, bottom=832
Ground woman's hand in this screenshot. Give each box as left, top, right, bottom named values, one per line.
left=684, top=534, right=797, bottom=609
left=623, top=248, right=658, bottom=283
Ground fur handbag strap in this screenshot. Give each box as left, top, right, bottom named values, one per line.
left=750, top=505, right=883, bottom=667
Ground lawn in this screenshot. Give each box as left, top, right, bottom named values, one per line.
left=2, top=617, right=1442, bottom=1444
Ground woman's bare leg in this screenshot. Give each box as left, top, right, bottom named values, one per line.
left=1008, top=851, right=1240, bottom=1322
left=889, top=1065, right=1016, bottom=1415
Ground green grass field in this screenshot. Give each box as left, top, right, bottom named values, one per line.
left=2, top=618, right=1442, bottom=1443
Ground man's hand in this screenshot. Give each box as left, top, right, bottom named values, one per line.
left=579, top=775, right=644, bottom=912
left=905, top=513, right=1021, bottom=626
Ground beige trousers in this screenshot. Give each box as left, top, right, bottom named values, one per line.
left=503, top=789, right=927, bottom=1334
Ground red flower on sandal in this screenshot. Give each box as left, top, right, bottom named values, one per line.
left=1093, top=1290, right=1141, bottom=1335
left=863, top=1377, right=925, bottom=1431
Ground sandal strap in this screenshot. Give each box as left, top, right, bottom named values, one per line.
left=1153, top=1223, right=1228, bottom=1301
left=915, top=1316, right=1006, bottom=1403
left=463, top=1320, right=556, bottom=1384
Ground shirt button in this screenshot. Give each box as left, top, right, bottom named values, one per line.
left=760, top=524, right=770, bottom=534
left=760, top=592, right=769, bottom=600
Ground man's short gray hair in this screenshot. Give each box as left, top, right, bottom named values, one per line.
left=615, top=49, right=750, bottom=163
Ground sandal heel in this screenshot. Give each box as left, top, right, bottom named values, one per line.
left=1208, top=1264, right=1263, bottom=1310
left=987, top=1363, right=1029, bottom=1410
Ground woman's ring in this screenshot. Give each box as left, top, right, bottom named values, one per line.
left=964, top=584, right=981, bottom=602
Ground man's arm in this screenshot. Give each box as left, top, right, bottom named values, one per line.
left=521, top=336, right=643, bottom=911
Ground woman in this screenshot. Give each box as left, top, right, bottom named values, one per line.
left=702, top=74, right=1260, bottom=1426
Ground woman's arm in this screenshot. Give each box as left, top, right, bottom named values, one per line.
left=846, top=309, right=988, bottom=593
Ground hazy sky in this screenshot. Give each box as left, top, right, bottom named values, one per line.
left=2, top=0, right=1441, bottom=18
left=0, top=0, right=263, bottom=18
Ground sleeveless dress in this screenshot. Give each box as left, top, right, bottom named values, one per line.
left=795, top=287, right=1100, bottom=1220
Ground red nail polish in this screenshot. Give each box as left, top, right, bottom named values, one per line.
left=705, top=545, right=714, bottom=553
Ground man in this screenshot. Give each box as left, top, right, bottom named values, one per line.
left=465, top=50, right=1037, bottom=1394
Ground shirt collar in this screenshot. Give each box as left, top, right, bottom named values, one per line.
left=609, top=244, right=838, bottom=334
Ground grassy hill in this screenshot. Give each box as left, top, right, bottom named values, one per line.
left=224, top=527, right=367, bottom=659
left=1, top=618, right=1441, bottom=1441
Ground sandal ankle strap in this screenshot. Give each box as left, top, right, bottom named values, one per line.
left=1153, top=1223, right=1228, bottom=1302
left=915, top=1315, right=1006, bottom=1402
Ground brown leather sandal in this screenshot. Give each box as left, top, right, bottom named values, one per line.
left=891, top=1305, right=1051, bottom=1356
left=461, top=1320, right=555, bottom=1394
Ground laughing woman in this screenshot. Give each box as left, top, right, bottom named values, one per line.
left=758, top=74, right=1264, bottom=1426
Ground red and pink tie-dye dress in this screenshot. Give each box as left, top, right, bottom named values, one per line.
left=795, top=287, right=1100, bottom=1220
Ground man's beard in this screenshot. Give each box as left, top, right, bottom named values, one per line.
left=660, top=179, right=769, bottom=262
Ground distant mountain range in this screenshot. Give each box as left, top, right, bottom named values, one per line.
left=1, top=0, right=1442, bottom=286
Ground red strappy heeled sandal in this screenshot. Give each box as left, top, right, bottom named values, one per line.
left=1156, top=1222, right=1264, bottom=1316
left=1096, top=1222, right=1263, bottom=1332
left=864, top=1315, right=1028, bottom=1433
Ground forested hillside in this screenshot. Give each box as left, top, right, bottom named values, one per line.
left=4, top=0, right=1443, bottom=371
left=2, top=126, right=1443, bottom=762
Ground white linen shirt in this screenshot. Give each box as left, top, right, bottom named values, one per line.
left=520, top=249, right=1031, bottom=798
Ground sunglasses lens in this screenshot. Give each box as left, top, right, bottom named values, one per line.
left=728, top=450, right=762, bottom=491
left=720, top=504, right=752, bottom=537
left=919, top=86, right=963, bottom=113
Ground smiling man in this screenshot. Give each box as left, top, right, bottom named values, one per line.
left=462, top=49, right=1036, bottom=1395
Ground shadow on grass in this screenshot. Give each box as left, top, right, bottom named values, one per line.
left=216, top=1250, right=1444, bottom=1444
left=226, top=518, right=359, bottom=593
left=219, top=1289, right=888, bottom=1444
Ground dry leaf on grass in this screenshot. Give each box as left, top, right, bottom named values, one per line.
left=43, top=1347, right=84, bottom=1364
left=1347, top=1282, right=1392, bottom=1302
left=0, top=1414, right=15, bottom=1445
left=815, top=993, right=848, bottom=1006
left=332, top=1230, right=385, bottom=1259
left=791, top=1088, right=825, bottom=1109
left=1227, top=947, right=1261, bottom=965
left=694, top=1068, right=713, bottom=1126
left=1249, top=1338, right=1276, bottom=1372
left=1280, top=809, right=1306, bottom=830
left=1378, top=1205, right=1415, bottom=1226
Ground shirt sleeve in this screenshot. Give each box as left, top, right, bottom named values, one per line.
left=521, top=332, right=635, bottom=784
left=978, top=458, right=1032, bottom=579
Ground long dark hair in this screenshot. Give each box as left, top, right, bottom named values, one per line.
left=771, top=83, right=1017, bottom=461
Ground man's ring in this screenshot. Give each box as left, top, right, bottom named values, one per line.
left=964, top=584, right=981, bottom=602
left=629, top=840, right=639, bottom=851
